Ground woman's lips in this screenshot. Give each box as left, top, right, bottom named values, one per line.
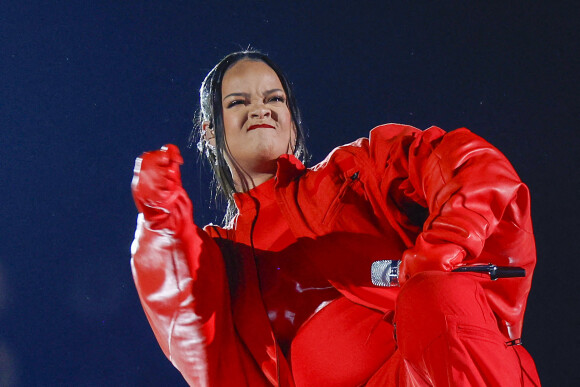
left=248, top=124, right=275, bottom=131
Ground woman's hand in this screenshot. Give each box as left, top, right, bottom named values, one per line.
left=131, top=144, right=187, bottom=228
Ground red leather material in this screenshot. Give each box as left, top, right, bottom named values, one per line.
left=264, top=124, right=534, bottom=341
left=131, top=124, right=537, bottom=385
left=131, top=145, right=276, bottom=386
left=131, top=144, right=187, bottom=233
left=242, top=179, right=342, bottom=355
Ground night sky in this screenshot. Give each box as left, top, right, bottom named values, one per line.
left=1, top=1, right=578, bottom=385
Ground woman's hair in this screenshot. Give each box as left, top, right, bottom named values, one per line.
left=191, top=50, right=309, bottom=224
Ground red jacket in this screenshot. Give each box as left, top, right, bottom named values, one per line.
left=131, top=124, right=536, bottom=386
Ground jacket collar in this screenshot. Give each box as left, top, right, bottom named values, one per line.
left=275, top=154, right=307, bottom=187
left=233, top=154, right=307, bottom=212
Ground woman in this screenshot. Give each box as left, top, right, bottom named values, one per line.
left=130, top=50, right=540, bottom=386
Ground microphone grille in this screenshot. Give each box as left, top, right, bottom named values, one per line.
left=371, top=260, right=400, bottom=287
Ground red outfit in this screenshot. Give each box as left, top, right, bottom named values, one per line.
left=131, top=124, right=540, bottom=386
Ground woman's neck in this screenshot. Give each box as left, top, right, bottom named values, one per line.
left=233, top=170, right=276, bottom=192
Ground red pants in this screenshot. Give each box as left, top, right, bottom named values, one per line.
left=369, top=271, right=540, bottom=386
left=291, top=272, right=540, bottom=386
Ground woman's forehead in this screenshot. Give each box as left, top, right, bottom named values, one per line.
left=222, top=60, right=283, bottom=92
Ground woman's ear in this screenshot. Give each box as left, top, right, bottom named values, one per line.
left=202, top=121, right=216, bottom=147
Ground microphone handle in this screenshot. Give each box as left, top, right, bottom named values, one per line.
left=452, top=264, right=525, bottom=280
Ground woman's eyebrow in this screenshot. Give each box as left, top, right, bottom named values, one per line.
left=263, top=88, right=284, bottom=95
left=223, top=89, right=285, bottom=101
left=223, top=92, right=249, bottom=101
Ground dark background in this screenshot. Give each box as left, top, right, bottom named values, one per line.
left=1, top=1, right=578, bottom=385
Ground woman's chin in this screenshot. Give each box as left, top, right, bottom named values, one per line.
left=252, top=143, right=289, bottom=163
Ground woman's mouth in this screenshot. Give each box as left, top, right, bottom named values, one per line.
left=248, top=124, right=275, bottom=131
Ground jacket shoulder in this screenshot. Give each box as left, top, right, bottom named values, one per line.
left=308, top=123, right=441, bottom=174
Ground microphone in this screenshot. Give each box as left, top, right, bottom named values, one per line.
left=371, top=260, right=401, bottom=287
left=371, top=260, right=526, bottom=287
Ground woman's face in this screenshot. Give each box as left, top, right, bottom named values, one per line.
left=218, top=59, right=296, bottom=188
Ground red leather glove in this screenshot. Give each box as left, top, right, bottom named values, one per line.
left=131, top=144, right=189, bottom=232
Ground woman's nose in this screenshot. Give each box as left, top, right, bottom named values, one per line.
left=249, top=105, right=271, bottom=119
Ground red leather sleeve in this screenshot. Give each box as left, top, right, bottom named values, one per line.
left=367, top=124, right=535, bottom=338
left=401, top=128, right=533, bottom=275
left=130, top=189, right=258, bottom=385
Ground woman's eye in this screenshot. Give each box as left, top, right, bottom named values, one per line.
left=226, top=99, right=244, bottom=108
left=268, top=96, right=286, bottom=103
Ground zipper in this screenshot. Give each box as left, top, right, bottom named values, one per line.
left=321, top=170, right=360, bottom=225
